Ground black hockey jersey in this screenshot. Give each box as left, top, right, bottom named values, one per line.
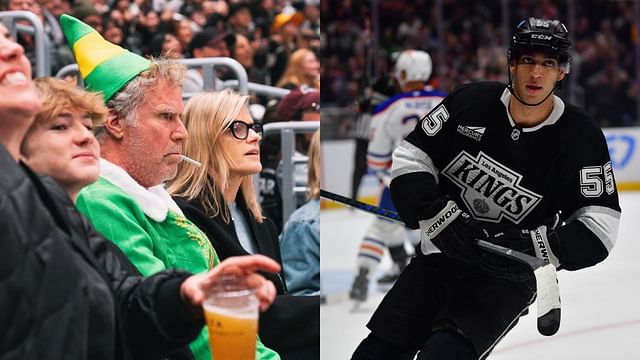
left=391, top=82, right=621, bottom=270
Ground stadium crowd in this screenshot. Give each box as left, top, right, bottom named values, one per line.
left=1, top=0, right=320, bottom=97
left=321, top=0, right=639, bottom=127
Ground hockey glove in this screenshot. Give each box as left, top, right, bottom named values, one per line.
left=418, top=197, right=489, bottom=263
left=480, top=225, right=561, bottom=282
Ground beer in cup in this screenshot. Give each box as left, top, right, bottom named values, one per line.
left=203, top=275, right=259, bottom=360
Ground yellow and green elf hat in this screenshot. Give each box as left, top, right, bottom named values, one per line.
left=60, top=14, right=151, bottom=102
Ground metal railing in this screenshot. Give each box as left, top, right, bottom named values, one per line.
left=222, top=80, right=290, bottom=99
left=262, top=121, right=320, bottom=223
left=53, top=45, right=292, bottom=103
left=56, top=56, right=250, bottom=96
left=179, top=57, right=248, bottom=94
left=0, top=11, right=50, bottom=77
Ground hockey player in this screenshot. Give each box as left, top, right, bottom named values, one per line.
left=349, top=50, right=446, bottom=302
left=352, top=18, right=621, bottom=360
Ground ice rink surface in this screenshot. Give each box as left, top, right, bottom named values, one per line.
left=320, top=192, right=640, bottom=359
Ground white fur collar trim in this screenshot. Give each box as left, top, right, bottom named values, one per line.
left=99, top=159, right=183, bottom=222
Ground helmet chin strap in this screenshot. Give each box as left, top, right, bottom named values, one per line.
left=507, top=64, right=560, bottom=107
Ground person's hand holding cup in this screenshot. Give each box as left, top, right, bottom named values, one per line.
left=180, top=254, right=279, bottom=312
left=180, top=255, right=280, bottom=359
left=203, top=275, right=261, bottom=360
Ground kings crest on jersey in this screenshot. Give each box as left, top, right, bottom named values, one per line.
left=393, top=82, right=620, bottom=237
left=442, top=150, right=542, bottom=223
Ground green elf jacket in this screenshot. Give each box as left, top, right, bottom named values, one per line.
left=77, top=159, right=280, bottom=360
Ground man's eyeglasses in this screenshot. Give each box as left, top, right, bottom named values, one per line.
left=225, top=120, right=263, bottom=140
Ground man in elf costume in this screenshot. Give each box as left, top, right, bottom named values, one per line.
left=59, top=14, right=280, bottom=360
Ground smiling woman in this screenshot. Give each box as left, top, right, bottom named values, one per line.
left=20, top=77, right=107, bottom=202
left=0, top=23, right=41, bottom=150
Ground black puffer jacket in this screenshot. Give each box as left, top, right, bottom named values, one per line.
left=0, top=145, right=202, bottom=359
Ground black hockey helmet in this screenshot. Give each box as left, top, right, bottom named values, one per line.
left=508, top=17, right=572, bottom=73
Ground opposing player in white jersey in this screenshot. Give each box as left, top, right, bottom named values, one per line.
left=349, top=50, right=447, bottom=302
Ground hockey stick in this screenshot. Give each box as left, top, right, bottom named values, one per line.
left=320, top=189, right=561, bottom=336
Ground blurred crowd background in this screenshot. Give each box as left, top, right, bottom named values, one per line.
left=1, top=0, right=320, bottom=104
left=1, top=0, right=323, bottom=232
left=321, top=0, right=640, bottom=137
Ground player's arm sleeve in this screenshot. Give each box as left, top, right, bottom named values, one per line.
left=553, top=205, right=620, bottom=270
left=390, top=143, right=441, bottom=229
left=389, top=94, right=455, bottom=229
left=553, top=124, right=621, bottom=271
left=367, top=109, right=394, bottom=186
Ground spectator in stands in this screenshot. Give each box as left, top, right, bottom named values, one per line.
left=268, top=8, right=305, bottom=84
left=275, top=48, right=320, bottom=90
left=280, top=129, right=320, bottom=296
left=300, top=0, right=320, bottom=35
left=227, top=1, right=253, bottom=37
left=278, top=84, right=320, bottom=123
left=21, top=76, right=149, bottom=283
left=0, top=20, right=279, bottom=360
left=149, top=31, right=184, bottom=59
left=168, top=89, right=320, bottom=360
left=38, top=0, right=71, bottom=18
left=21, top=77, right=107, bottom=202
left=72, top=1, right=103, bottom=33
left=136, top=10, right=165, bottom=56
left=200, top=0, right=229, bottom=27
left=59, top=14, right=280, bottom=360
left=103, top=19, right=125, bottom=46
left=223, top=32, right=270, bottom=107
left=163, top=32, right=184, bottom=58
left=0, top=0, right=74, bottom=74
left=231, top=33, right=267, bottom=84
left=296, top=27, right=320, bottom=55
left=183, top=27, right=234, bottom=93
left=173, top=17, right=194, bottom=56
left=258, top=85, right=319, bottom=232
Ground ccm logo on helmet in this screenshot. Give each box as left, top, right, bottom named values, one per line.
left=531, top=34, right=552, bottom=40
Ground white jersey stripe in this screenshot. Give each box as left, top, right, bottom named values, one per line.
left=566, top=205, right=621, bottom=252
left=391, top=140, right=438, bottom=181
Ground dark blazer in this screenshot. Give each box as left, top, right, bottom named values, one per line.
left=174, top=193, right=320, bottom=360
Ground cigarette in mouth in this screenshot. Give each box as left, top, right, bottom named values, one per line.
left=181, top=155, right=201, bottom=167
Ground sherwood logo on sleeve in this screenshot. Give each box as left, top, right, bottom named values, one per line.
left=424, top=200, right=460, bottom=239
left=442, top=151, right=542, bottom=223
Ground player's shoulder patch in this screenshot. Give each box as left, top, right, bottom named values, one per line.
left=419, top=82, right=503, bottom=137
left=421, top=103, right=450, bottom=136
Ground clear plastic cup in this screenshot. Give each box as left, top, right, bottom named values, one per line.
left=203, top=275, right=259, bottom=360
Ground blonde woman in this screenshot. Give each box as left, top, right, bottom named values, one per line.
left=169, top=89, right=320, bottom=359
left=275, top=48, right=320, bottom=90
left=279, top=130, right=320, bottom=295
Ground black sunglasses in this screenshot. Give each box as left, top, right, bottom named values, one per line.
left=225, top=120, right=263, bottom=140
